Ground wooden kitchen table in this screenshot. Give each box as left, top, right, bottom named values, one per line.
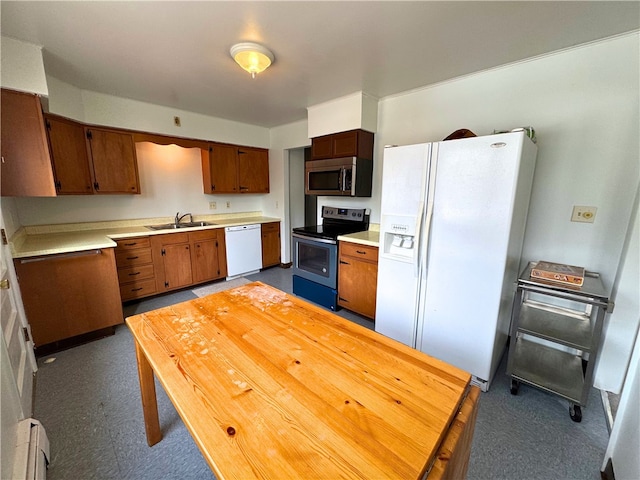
left=126, top=282, right=479, bottom=480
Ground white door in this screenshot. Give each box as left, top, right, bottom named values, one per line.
left=0, top=217, right=37, bottom=418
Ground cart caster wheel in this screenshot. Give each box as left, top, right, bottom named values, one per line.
left=510, top=379, right=519, bottom=395
left=570, top=405, right=582, bottom=423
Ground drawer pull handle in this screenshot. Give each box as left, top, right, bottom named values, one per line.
left=128, top=272, right=141, bottom=276
left=131, top=287, right=143, bottom=292
left=124, top=242, right=137, bottom=246
left=126, top=256, right=139, bottom=260
left=339, top=260, right=350, bottom=265
left=356, top=250, right=367, bottom=255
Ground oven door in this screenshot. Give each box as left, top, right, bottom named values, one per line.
left=292, top=233, right=338, bottom=289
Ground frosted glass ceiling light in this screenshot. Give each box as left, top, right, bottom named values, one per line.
left=230, top=42, right=274, bottom=79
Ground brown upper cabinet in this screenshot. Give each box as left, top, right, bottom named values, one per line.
left=1, top=88, right=56, bottom=197
left=201, top=143, right=269, bottom=194
left=45, top=113, right=140, bottom=195
left=311, top=129, right=374, bottom=161
left=44, top=114, right=93, bottom=194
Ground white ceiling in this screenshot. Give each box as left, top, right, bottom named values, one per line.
left=2, top=1, right=638, bottom=128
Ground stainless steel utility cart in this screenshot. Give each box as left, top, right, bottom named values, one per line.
left=506, top=262, right=613, bottom=422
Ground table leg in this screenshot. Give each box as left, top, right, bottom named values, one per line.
left=134, top=339, right=162, bottom=446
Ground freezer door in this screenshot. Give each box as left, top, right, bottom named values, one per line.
left=375, top=143, right=430, bottom=347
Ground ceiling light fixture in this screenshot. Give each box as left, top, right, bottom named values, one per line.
left=230, top=42, right=274, bottom=79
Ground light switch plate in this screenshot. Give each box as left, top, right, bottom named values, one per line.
left=571, top=206, right=597, bottom=223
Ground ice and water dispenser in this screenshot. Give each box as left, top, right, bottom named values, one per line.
left=380, top=214, right=418, bottom=261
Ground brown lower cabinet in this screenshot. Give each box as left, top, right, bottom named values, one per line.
left=261, top=222, right=281, bottom=268
left=150, top=229, right=227, bottom=294
left=115, top=236, right=157, bottom=301
left=337, top=242, right=379, bottom=320
left=14, top=248, right=123, bottom=347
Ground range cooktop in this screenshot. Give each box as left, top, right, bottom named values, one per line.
left=293, top=207, right=369, bottom=241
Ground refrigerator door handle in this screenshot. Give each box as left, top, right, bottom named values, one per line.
left=414, top=201, right=424, bottom=277
left=421, top=150, right=439, bottom=269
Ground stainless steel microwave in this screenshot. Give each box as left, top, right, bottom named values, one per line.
left=305, top=157, right=372, bottom=197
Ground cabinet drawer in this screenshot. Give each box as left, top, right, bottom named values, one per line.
left=189, top=229, right=219, bottom=242
left=157, top=232, right=190, bottom=245
left=119, top=278, right=157, bottom=301
left=117, top=263, right=155, bottom=284
left=340, top=242, right=378, bottom=262
left=116, top=249, right=153, bottom=267
left=115, top=237, right=151, bottom=250
left=261, top=222, right=279, bottom=233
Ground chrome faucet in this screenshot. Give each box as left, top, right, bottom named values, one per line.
left=175, top=212, right=193, bottom=225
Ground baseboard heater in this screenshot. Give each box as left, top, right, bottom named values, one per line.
left=13, top=418, right=49, bottom=480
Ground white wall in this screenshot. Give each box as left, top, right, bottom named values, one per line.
left=80, top=90, right=270, bottom=147
left=46, top=75, right=85, bottom=120
left=597, top=183, right=639, bottom=392
left=307, top=91, right=378, bottom=137
left=268, top=119, right=310, bottom=262
left=0, top=36, right=48, bottom=94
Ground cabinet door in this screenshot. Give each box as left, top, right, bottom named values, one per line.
left=311, top=135, right=333, bottom=160
left=45, top=114, right=93, bottom=194
left=238, top=148, right=269, bottom=193
left=338, top=257, right=378, bottom=319
left=1, top=88, right=56, bottom=197
left=192, top=239, right=221, bottom=283
left=87, top=128, right=140, bottom=194
left=161, top=243, right=193, bottom=290
left=202, top=143, right=238, bottom=193
left=332, top=131, right=359, bottom=157
left=14, top=249, right=123, bottom=346
left=261, top=222, right=280, bottom=267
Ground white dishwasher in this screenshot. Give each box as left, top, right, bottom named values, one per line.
left=224, top=224, right=262, bottom=279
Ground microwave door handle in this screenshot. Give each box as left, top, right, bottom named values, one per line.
left=339, top=168, right=345, bottom=192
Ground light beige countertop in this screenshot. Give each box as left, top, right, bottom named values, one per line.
left=337, top=229, right=380, bottom=247
left=11, top=212, right=281, bottom=259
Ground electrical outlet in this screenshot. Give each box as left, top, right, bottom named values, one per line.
left=276, top=201, right=279, bottom=209
left=174, top=116, right=181, bottom=127
left=209, top=201, right=216, bottom=210
left=571, top=206, right=597, bottom=223
left=226, top=201, right=231, bottom=209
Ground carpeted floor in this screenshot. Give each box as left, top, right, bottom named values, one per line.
left=33, top=267, right=610, bottom=480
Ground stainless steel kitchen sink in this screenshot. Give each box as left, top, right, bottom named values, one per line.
left=147, top=221, right=215, bottom=230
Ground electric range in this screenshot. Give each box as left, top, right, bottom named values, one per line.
left=292, top=206, right=369, bottom=310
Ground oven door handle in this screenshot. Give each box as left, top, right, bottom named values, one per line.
left=292, top=233, right=337, bottom=245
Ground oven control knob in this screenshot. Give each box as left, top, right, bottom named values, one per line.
left=322, top=267, right=327, bottom=273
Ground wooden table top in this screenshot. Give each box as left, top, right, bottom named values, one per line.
left=126, top=282, right=471, bottom=480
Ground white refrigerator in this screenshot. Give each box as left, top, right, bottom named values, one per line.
left=375, top=131, right=537, bottom=391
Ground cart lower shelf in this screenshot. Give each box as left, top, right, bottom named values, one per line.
left=508, top=337, right=586, bottom=405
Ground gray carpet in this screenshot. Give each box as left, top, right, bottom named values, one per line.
left=34, top=268, right=609, bottom=480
